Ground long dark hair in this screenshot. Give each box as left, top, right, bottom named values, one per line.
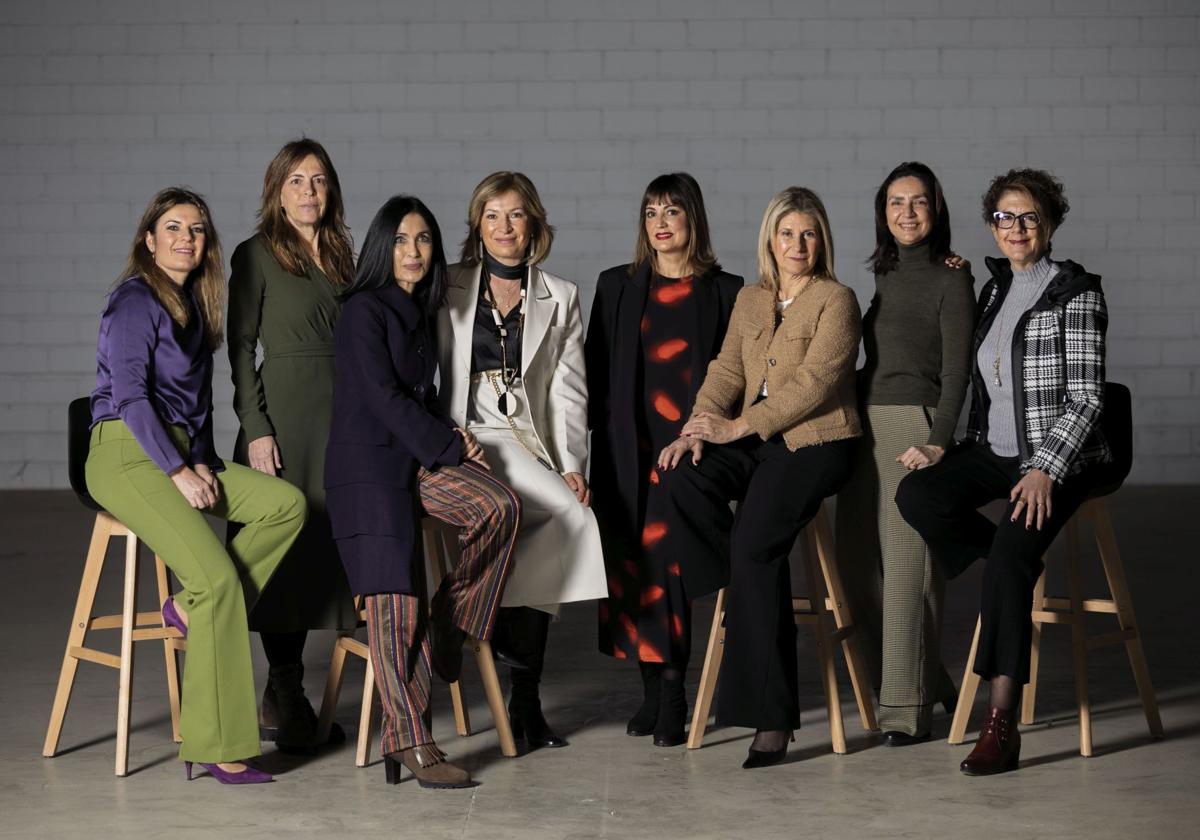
left=345, top=195, right=448, bottom=319
left=630, top=172, right=720, bottom=277
left=257, top=138, right=355, bottom=284
left=866, top=161, right=952, bottom=275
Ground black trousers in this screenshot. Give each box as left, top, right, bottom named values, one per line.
left=895, top=442, right=1095, bottom=684
left=661, top=435, right=853, bottom=730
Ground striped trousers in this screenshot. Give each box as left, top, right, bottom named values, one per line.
left=836, top=405, right=950, bottom=736
left=366, top=462, right=520, bottom=754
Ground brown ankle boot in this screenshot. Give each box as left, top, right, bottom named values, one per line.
left=960, top=706, right=1021, bottom=776
left=384, top=743, right=474, bottom=789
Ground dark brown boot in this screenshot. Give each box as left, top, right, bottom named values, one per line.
left=960, top=706, right=1021, bottom=776
left=384, top=743, right=475, bottom=789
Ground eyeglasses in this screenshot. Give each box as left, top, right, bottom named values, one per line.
left=991, top=211, right=1041, bottom=230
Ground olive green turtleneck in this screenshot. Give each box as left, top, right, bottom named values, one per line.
left=858, top=241, right=976, bottom=449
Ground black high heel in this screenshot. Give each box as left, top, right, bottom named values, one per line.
left=384, top=755, right=402, bottom=785
left=741, top=730, right=792, bottom=769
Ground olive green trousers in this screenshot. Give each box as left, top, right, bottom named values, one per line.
left=85, top=420, right=306, bottom=763
left=836, top=405, right=950, bottom=736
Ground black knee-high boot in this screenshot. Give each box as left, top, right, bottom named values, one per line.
left=503, top=607, right=567, bottom=749
left=627, top=662, right=662, bottom=736
left=654, top=660, right=688, bottom=747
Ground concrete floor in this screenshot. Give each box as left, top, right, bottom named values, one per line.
left=3, top=487, right=1198, bottom=839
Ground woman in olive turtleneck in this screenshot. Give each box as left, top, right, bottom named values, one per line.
left=835, top=161, right=975, bottom=746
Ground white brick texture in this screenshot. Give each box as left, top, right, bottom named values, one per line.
left=1, top=0, right=1197, bottom=486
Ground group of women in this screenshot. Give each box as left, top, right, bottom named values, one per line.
left=83, top=137, right=1111, bottom=789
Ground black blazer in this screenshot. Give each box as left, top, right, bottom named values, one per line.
left=325, top=284, right=462, bottom=595
left=584, top=261, right=742, bottom=598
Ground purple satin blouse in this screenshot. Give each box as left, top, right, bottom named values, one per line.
left=90, top=276, right=222, bottom=475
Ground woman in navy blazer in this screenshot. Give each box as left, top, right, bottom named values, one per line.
left=325, top=195, right=520, bottom=790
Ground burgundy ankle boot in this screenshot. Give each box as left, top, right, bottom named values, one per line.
left=960, top=706, right=1020, bottom=776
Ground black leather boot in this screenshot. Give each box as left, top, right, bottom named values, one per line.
left=653, top=667, right=687, bottom=747
left=505, top=607, right=567, bottom=749
left=261, top=663, right=322, bottom=753
left=627, top=662, right=661, bottom=736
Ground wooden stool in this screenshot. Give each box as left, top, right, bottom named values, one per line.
left=316, top=518, right=518, bottom=765
left=949, top=496, right=1163, bottom=756
left=43, top=512, right=185, bottom=776
left=43, top=398, right=185, bottom=777
left=688, top=501, right=879, bottom=753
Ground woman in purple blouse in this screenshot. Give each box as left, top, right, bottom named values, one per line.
left=85, top=187, right=308, bottom=785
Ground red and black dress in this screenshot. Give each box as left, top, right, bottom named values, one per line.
left=599, top=274, right=696, bottom=664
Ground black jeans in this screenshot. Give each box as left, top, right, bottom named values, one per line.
left=895, top=442, right=1095, bottom=684
left=661, top=435, right=854, bottom=730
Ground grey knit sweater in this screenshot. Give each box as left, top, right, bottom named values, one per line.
left=978, top=256, right=1058, bottom=457
left=859, top=241, right=976, bottom=448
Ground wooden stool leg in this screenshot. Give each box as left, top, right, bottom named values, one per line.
left=153, top=555, right=183, bottom=743
left=809, top=509, right=878, bottom=732
left=1088, top=500, right=1163, bottom=739
left=1021, top=570, right=1047, bottom=726
left=356, top=656, right=376, bottom=768
left=317, top=637, right=353, bottom=744
left=474, top=640, right=518, bottom=758
left=804, top=543, right=846, bottom=754
left=687, top=589, right=726, bottom=749
left=948, top=617, right=982, bottom=744
left=449, top=679, right=471, bottom=737
left=115, top=530, right=140, bottom=777
left=425, top=525, right=472, bottom=737
left=44, top=514, right=112, bottom=758
left=1064, top=517, right=1092, bottom=757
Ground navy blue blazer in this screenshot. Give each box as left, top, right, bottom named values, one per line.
left=325, top=284, right=463, bottom=595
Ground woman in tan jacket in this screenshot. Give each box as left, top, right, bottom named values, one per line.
left=657, top=187, right=862, bottom=769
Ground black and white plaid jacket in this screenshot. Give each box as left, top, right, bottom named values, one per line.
left=965, top=257, right=1112, bottom=482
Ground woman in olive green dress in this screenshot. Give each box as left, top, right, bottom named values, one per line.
left=227, top=139, right=357, bottom=752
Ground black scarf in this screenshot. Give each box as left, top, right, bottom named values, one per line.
left=483, top=249, right=526, bottom=281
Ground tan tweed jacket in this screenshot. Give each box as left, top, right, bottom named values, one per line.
left=692, top=280, right=862, bottom=450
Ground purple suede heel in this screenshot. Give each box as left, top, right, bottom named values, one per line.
left=161, top=596, right=188, bottom=639
left=184, top=761, right=274, bottom=784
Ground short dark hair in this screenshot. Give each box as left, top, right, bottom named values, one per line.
left=982, top=168, right=1070, bottom=237
left=630, top=172, right=720, bottom=277
left=867, top=161, right=952, bottom=275
left=346, top=195, right=448, bottom=319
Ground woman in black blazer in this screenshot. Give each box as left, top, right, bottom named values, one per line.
left=325, top=195, right=520, bottom=790
left=586, top=173, right=742, bottom=747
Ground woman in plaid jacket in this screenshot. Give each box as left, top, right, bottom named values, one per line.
left=896, top=168, right=1112, bottom=777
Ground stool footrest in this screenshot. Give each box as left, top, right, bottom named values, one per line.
left=1086, top=628, right=1138, bottom=651
left=89, top=611, right=175, bottom=631
left=1040, top=596, right=1119, bottom=614
left=68, top=645, right=121, bottom=669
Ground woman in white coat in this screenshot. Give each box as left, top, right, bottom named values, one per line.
left=437, top=171, right=607, bottom=749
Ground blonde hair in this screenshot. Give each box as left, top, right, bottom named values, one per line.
left=118, top=187, right=225, bottom=349
left=756, top=187, right=837, bottom=293
left=257, top=138, right=355, bottom=284
left=460, top=171, right=555, bottom=266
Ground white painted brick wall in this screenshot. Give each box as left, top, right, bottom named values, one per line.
left=1, top=0, right=1197, bottom=487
